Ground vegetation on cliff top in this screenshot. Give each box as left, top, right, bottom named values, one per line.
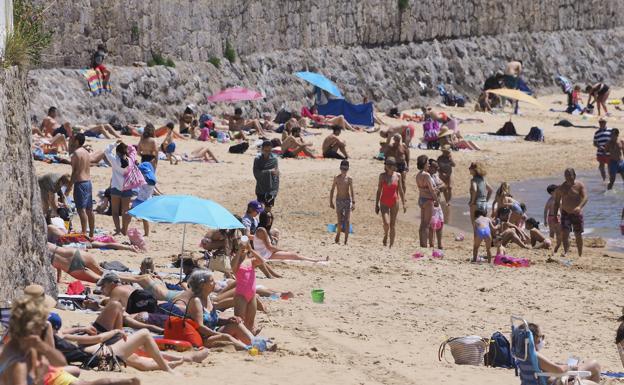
left=2, top=0, right=52, bottom=68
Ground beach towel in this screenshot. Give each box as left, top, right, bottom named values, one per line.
left=317, top=99, right=374, bottom=127
left=494, top=254, right=530, bottom=267
left=80, top=69, right=112, bottom=96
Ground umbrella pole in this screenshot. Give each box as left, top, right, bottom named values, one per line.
left=179, top=223, right=186, bottom=283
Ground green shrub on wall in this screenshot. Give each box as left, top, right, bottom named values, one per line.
left=2, top=0, right=52, bottom=68
left=224, top=41, right=236, bottom=63
left=398, top=0, right=409, bottom=12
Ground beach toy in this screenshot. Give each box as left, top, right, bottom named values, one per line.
left=326, top=223, right=354, bottom=234
left=251, top=337, right=268, bottom=352
left=154, top=338, right=193, bottom=352
left=248, top=347, right=259, bottom=356
left=454, top=233, right=465, bottom=241
left=432, top=250, right=444, bottom=259
left=311, top=289, right=325, bottom=303
left=412, top=252, right=425, bottom=260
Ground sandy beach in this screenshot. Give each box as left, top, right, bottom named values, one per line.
left=35, top=89, right=624, bottom=384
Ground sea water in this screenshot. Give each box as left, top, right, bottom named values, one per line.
left=446, top=172, right=624, bottom=251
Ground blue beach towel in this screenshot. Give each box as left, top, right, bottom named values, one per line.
left=317, top=99, right=374, bottom=127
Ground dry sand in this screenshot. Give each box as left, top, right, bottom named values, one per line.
left=35, top=89, right=624, bottom=384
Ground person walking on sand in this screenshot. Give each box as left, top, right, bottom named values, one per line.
left=553, top=168, right=588, bottom=257
left=415, top=155, right=438, bottom=248
left=385, top=134, right=410, bottom=196
left=375, top=157, right=406, bottom=248
left=329, top=160, right=355, bottom=245
left=437, top=144, right=455, bottom=209
left=69, top=133, right=95, bottom=237
left=544, top=184, right=562, bottom=253
left=593, top=118, right=612, bottom=182
left=604, top=128, right=624, bottom=190
left=253, top=140, right=280, bottom=205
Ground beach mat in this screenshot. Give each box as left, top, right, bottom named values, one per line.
left=80, top=69, right=112, bottom=96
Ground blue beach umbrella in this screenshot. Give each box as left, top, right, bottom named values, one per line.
left=128, top=195, right=243, bottom=278
left=295, top=71, right=343, bottom=98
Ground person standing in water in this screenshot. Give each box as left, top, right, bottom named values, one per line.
left=593, top=118, right=612, bottom=182
left=329, top=160, right=355, bottom=245
left=604, top=128, right=624, bottom=190
left=553, top=168, right=588, bottom=257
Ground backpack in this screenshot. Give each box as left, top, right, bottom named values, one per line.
left=228, top=141, right=249, bottom=154
left=525, top=126, right=544, bottom=142
left=485, top=332, right=515, bottom=369
left=274, top=109, right=292, bottom=124
left=495, top=121, right=517, bottom=136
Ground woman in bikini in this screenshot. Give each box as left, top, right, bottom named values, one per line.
left=586, top=82, right=610, bottom=116
left=415, top=155, right=438, bottom=248
left=173, top=269, right=255, bottom=349
left=468, top=162, right=493, bottom=224
left=137, top=123, right=158, bottom=169
left=0, top=293, right=140, bottom=385
left=47, top=243, right=103, bottom=283
left=375, top=157, right=406, bottom=247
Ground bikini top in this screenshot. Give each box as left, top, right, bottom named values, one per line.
left=0, top=353, right=34, bottom=385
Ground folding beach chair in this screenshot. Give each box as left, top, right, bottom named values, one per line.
left=510, top=315, right=591, bottom=385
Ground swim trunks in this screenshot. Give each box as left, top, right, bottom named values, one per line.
left=166, top=142, right=176, bottom=154
left=323, top=149, right=346, bottom=160
left=53, top=125, right=69, bottom=138
left=141, top=154, right=156, bottom=163
left=608, top=159, right=624, bottom=176
left=396, top=162, right=408, bottom=173
left=561, top=210, right=584, bottom=234
left=126, top=289, right=157, bottom=314
left=73, top=181, right=93, bottom=209
left=596, top=155, right=610, bottom=164
left=335, top=198, right=352, bottom=225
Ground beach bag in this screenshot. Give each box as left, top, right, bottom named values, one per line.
left=430, top=206, right=444, bottom=230
left=122, top=163, right=146, bottom=191
left=274, top=108, right=292, bottom=124
left=66, top=281, right=86, bottom=295
left=495, top=121, right=517, bottom=136
left=163, top=300, right=203, bottom=348
left=127, top=228, right=147, bottom=251
left=485, top=332, right=514, bottom=368
left=438, top=336, right=488, bottom=366
left=525, top=127, right=544, bottom=142
left=229, top=142, right=249, bottom=154
left=423, top=119, right=440, bottom=142
left=207, top=251, right=231, bottom=274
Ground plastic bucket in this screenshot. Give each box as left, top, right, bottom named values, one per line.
left=311, top=289, right=325, bottom=303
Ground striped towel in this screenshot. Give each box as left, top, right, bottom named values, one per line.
left=80, top=69, right=112, bottom=96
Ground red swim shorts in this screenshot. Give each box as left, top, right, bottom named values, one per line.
left=94, top=64, right=108, bottom=73
left=596, top=155, right=610, bottom=164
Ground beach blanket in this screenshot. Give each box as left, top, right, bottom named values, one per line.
left=317, top=99, right=374, bottom=127
left=80, top=69, right=111, bottom=96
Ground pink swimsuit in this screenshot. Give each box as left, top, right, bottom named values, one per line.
left=235, top=263, right=256, bottom=302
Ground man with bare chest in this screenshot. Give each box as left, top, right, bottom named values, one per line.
left=384, top=134, right=410, bottom=195
left=70, top=133, right=95, bottom=237
left=553, top=168, right=588, bottom=256
left=604, top=128, right=624, bottom=190
left=329, top=160, right=355, bottom=244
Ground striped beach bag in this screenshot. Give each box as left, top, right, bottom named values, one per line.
left=438, top=336, right=489, bottom=366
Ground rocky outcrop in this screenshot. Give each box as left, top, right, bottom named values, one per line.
left=28, top=28, right=624, bottom=124
left=33, top=0, right=624, bottom=68
left=0, top=67, right=56, bottom=300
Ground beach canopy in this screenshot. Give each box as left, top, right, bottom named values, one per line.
left=487, top=88, right=543, bottom=107
left=207, top=87, right=264, bottom=103
left=128, top=195, right=243, bottom=280
left=295, top=71, right=343, bottom=98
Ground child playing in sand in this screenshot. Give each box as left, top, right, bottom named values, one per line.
left=161, top=123, right=180, bottom=165
left=473, top=209, right=494, bottom=263
left=496, top=207, right=530, bottom=249
left=329, top=160, right=355, bottom=244
left=525, top=218, right=552, bottom=249
left=544, top=184, right=562, bottom=252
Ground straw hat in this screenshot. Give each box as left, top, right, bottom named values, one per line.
left=23, top=284, right=56, bottom=310
left=438, top=127, right=452, bottom=138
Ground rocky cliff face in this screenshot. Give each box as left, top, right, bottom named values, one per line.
left=28, top=28, right=624, bottom=124
left=0, top=67, right=56, bottom=299
left=33, top=0, right=624, bottom=68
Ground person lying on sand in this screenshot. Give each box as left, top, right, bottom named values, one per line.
left=183, top=146, right=219, bottom=162
left=47, top=225, right=140, bottom=253
left=74, top=123, right=122, bottom=139
left=224, top=107, right=268, bottom=137
left=304, top=105, right=356, bottom=131
left=47, top=243, right=104, bottom=283
left=253, top=227, right=328, bottom=263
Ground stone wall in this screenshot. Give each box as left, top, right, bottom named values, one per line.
left=0, top=67, right=56, bottom=300
left=28, top=28, right=624, bottom=124
left=33, top=0, right=624, bottom=68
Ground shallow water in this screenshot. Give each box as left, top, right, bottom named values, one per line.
left=446, top=172, right=624, bottom=251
